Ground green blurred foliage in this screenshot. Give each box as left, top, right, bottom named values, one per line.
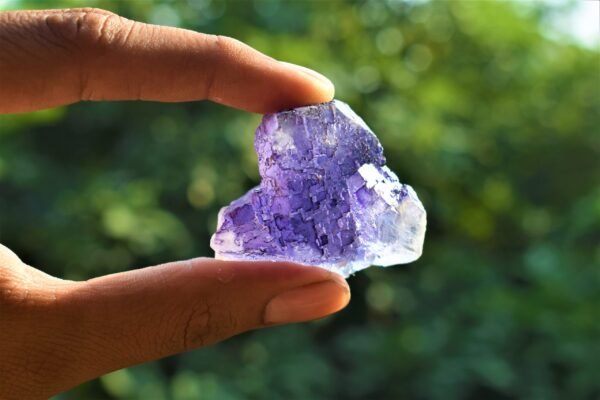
left=1, top=0, right=599, bottom=399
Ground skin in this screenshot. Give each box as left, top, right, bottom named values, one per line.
left=0, top=8, right=349, bottom=400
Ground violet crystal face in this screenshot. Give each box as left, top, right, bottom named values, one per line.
left=210, top=100, right=426, bottom=277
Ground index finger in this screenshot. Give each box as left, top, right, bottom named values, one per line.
left=0, top=8, right=335, bottom=114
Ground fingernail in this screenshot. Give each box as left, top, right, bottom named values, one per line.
left=264, top=280, right=350, bottom=325
left=279, top=61, right=335, bottom=94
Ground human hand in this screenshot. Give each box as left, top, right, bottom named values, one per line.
left=0, top=8, right=348, bottom=399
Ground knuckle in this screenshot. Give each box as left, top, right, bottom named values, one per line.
left=0, top=246, right=64, bottom=313
left=179, top=300, right=240, bottom=351
left=43, top=8, right=130, bottom=52
left=208, top=34, right=246, bottom=65
left=0, top=245, right=26, bottom=308
left=180, top=303, right=211, bottom=351
left=0, top=244, right=21, bottom=269
left=202, top=34, right=247, bottom=100
left=202, top=35, right=230, bottom=99
left=210, top=34, right=242, bottom=54
left=41, top=9, right=139, bottom=102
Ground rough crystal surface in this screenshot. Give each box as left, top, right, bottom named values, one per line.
left=211, top=100, right=426, bottom=277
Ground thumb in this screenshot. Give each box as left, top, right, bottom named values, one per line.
left=41, top=258, right=349, bottom=395
left=0, top=8, right=335, bottom=114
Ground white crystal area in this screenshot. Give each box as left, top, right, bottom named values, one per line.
left=348, top=164, right=426, bottom=271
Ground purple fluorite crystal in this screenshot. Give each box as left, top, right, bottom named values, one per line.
left=211, top=100, right=426, bottom=276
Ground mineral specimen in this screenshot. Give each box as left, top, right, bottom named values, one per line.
left=210, top=100, right=426, bottom=277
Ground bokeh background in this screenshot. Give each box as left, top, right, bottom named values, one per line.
left=1, top=0, right=599, bottom=399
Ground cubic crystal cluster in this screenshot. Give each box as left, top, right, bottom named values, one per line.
left=210, top=100, right=426, bottom=277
